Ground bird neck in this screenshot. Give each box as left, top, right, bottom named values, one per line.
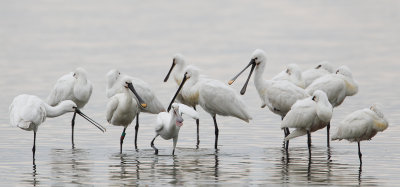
left=168, top=111, right=179, bottom=132
left=44, top=103, right=72, bottom=118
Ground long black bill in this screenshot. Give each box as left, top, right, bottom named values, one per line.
left=240, top=63, right=256, bottom=95
left=75, top=109, right=106, bottom=132
left=167, top=73, right=188, bottom=112
left=228, top=60, right=254, bottom=85
left=127, top=83, right=147, bottom=108
left=164, top=61, right=176, bottom=82
left=228, top=59, right=256, bottom=95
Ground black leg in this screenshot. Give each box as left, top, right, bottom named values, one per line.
left=327, top=122, right=330, bottom=147
left=194, top=106, right=200, bottom=149
left=135, top=113, right=139, bottom=150
left=284, top=128, right=290, bottom=150
left=32, top=131, right=37, bottom=163
left=172, top=149, right=175, bottom=156
left=120, top=127, right=127, bottom=154
left=71, top=111, right=77, bottom=149
left=358, top=141, right=362, bottom=165
left=151, top=135, right=159, bottom=155
left=307, top=130, right=311, bottom=156
left=213, top=115, right=219, bottom=149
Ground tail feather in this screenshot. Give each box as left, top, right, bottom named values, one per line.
left=284, top=129, right=307, bottom=141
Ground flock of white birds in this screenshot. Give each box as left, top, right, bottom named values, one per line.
left=9, top=49, right=388, bottom=165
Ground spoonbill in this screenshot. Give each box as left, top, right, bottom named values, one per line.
left=106, top=78, right=147, bottom=154
left=163, top=54, right=203, bottom=147
left=106, top=69, right=164, bottom=150
left=306, top=65, right=358, bottom=146
left=9, top=94, right=105, bottom=163
left=47, top=67, right=93, bottom=148
left=168, top=66, right=252, bottom=149
left=228, top=49, right=309, bottom=150
left=332, top=104, right=388, bottom=165
left=151, top=103, right=199, bottom=155
left=272, top=63, right=305, bottom=88
left=302, top=61, right=334, bottom=88
left=281, top=90, right=333, bottom=155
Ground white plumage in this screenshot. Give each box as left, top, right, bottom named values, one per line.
left=331, top=104, right=388, bottom=164
left=106, top=69, right=165, bottom=150
left=229, top=49, right=309, bottom=149
left=10, top=94, right=77, bottom=161
left=106, top=78, right=143, bottom=154
left=273, top=63, right=305, bottom=88
left=151, top=103, right=199, bottom=155
left=46, top=67, right=93, bottom=147
left=169, top=66, right=252, bottom=149
left=281, top=90, right=333, bottom=154
left=302, top=61, right=334, bottom=88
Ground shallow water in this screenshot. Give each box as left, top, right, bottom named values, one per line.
left=1, top=0, right=400, bottom=186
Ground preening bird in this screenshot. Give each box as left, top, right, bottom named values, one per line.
left=151, top=103, right=199, bottom=155
left=10, top=94, right=105, bottom=163
left=46, top=67, right=93, bottom=148
left=281, top=90, right=333, bottom=155
left=106, top=69, right=164, bottom=150
left=168, top=66, right=252, bottom=149
left=306, top=65, right=358, bottom=146
left=302, top=61, right=334, bottom=88
left=229, top=49, right=309, bottom=150
left=106, top=78, right=147, bottom=154
left=163, top=54, right=204, bottom=147
left=332, top=104, right=388, bottom=165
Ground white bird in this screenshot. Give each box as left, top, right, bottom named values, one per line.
left=228, top=49, right=309, bottom=150
left=163, top=54, right=203, bottom=147
left=302, top=61, right=334, bottom=88
left=46, top=67, right=93, bottom=148
left=106, top=69, right=164, bottom=150
left=9, top=94, right=105, bottom=162
left=168, top=66, right=252, bottom=149
left=306, top=65, right=358, bottom=146
left=332, top=104, right=388, bottom=164
left=106, top=78, right=147, bottom=154
left=273, top=63, right=306, bottom=88
left=281, top=90, right=333, bottom=154
left=151, top=103, right=199, bottom=155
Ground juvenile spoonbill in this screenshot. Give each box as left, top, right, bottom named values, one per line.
left=281, top=90, right=333, bottom=155
left=9, top=94, right=105, bottom=162
left=168, top=66, right=252, bottom=149
left=47, top=67, right=93, bottom=148
left=332, top=104, right=388, bottom=165
left=306, top=65, right=358, bottom=146
left=272, top=63, right=305, bottom=88
left=106, top=78, right=147, bottom=154
left=228, top=49, right=309, bottom=150
left=151, top=103, right=199, bottom=155
left=106, top=69, right=164, bottom=150
left=163, top=54, right=203, bottom=147
left=302, top=61, right=334, bottom=88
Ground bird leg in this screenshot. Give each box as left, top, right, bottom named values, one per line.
left=32, top=131, right=37, bottom=164
left=327, top=121, right=330, bottom=147
left=284, top=128, right=290, bottom=150
left=194, top=106, right=200, bottom=148
left=307, top=130, right=312, bottom=156
left=213, top=115, right=219, bottom=149
left=134, top=113, right=139, bottom=151
left=358, top=141, right=362, bottom=165
left=71, top=110, right=77, bottom=149
left=151, top=135, right=159, bottom=155
left=172, top=137, right=178, bottom=156
left=120, top=127, right=127, bottom=154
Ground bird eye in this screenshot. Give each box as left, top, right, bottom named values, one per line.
left=336, top=70, right=339, bottom=74
left=312, top=96, right=316, bottom=101
left=73, top=73, right=76, bottom=76
left=254, top=57, right=258, bottom=60
left=316, top=65, right=321, bottom=69
left=125, top=81, right=129, bottom=84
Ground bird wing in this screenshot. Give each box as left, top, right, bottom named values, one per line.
left=47, top=72, right=75, bottom=106
left=281, top=98, right=316, bottom=129
left=199, top=80, right=251, bottom=122
left=9, top=95, right=46, bottom=130
left=306, top=75, right=345, bottom=106
left=129, top=76, right=165, bottom=114
left=106, top=96, right=119, bottom=123
left=178, top=103, right=199, bottom=119
left=265, top=80, right=309, bottom=115
left=331, top=109, right=373, bottom=141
